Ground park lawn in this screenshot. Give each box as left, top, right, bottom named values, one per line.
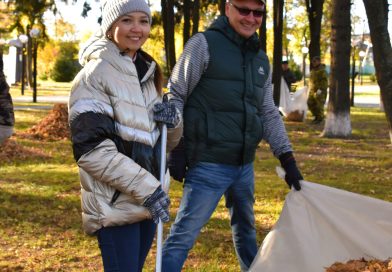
left=0, top=99, right=391, bottom=271
left=9, top=81, right=72, bottom=97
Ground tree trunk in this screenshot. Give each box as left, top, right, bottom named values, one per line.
left=272, top=0, right=284, bottom=106
left=192, top=0, right=200, bottom=35
left=161, top=0, right=169, bottom=73
left=321, top=0, right=351, bottom=138
left=0, top=49, right=3, bottom=75
left=161, top=0, right=176, bottom=75
left=219, top=0, right=225, bottom=16
left=305, top=0, right=324, bottom=61
left=183, top=0, right=191, bottom=46
left=362, top=0, right=392, bottom=144
left=0, top=50, right=5, bottom=89
left=259, top=2, right=267, bottom=52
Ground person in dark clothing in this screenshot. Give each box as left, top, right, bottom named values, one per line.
left=162, top=0, right=304, bottom=271
left=282, top=60, right=297, bottom=91
left=308, top=56, right=328, bottom=123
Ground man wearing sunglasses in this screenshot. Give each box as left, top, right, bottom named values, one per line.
left=162, top=0, right=304, bottom=271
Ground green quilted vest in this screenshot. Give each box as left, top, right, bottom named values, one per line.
left=184, top=16, right=270, bottom=167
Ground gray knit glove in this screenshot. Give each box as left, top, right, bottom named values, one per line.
left=142, top=186, right=170, bottom=224
left=153, top=101, right=180, bottom=128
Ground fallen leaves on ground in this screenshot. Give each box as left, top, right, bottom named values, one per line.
left=285, top=110, right=305, bottom=122
left=326, top=258, right=392, bottom=272
left=21, top=103, right=70, bottom=140
left=0, top=139, right=49, bottom=161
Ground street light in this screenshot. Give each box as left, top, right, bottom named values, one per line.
left=358, top=50, right=366, bottom=85
left=350, top=39, right=362, bottom=107
left=350, top=42, right=357, bottom=107
left=18, top=34, right=28, bottom=96
left=301, top=46, right=309, bottom=86
left=30, top=28, right=40, bottom=103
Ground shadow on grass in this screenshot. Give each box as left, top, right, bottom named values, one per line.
left=0, top=184, right=81, bottom=232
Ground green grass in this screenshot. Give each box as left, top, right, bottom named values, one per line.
left=10, top=80, right=71, bottom=97
left=0, top=82, right=391, bottom=271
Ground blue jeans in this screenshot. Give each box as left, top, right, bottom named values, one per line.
left=162, top=162, right=257, bottom=272
left=97, top=220, right=156, bottom=272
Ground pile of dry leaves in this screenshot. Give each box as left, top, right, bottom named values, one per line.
left=24, top=103, right=70, bottom=140
left=326, top=258, right=392, bottom=272
left=0, top=139, right=49, bottom=161
left=286, top=110, right=305, bottom=122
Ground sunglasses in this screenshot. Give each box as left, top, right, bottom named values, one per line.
left=229, top=2, right=265, bottom=18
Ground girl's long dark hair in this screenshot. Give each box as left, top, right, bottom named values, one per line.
left=139, top=50, right=163, bottom=95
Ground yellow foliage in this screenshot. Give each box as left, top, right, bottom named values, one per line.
left=37, top=40, right=59, bottom=80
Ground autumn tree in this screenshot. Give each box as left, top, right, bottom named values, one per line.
left=0, top=1, right=14, bottom=76
left=192, top=0, right=200, bottom=35
left=305, top=0, right=325, bottom=60
left=161, top=0, right=176, bottom=75
left=322, top=0, right=351, bottom=138
left=362, top=0, right=392, bottom=144
left=181, top=0, right=201, bottom=46
left=272, top=0, right=284, bottom=105
left=219, top=0, right=225, bottom=15
left=259, top=1, right=267, bottom=52
left=183, top=0, right=191, bottom=46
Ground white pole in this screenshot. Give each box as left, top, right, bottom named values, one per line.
left=156, top=122, right=167, bottom=272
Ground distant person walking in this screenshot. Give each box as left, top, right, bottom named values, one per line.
left=0, top=57, right=14, bottom=144
left=282, top=60, right=297, bottom=91
left=68, top=0, right=182, bottom=271
left=308, top=56, right=328, bottom=124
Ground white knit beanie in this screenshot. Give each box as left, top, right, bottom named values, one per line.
left=101, top=0, right=152, bottom=35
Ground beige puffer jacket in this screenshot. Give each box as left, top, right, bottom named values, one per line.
left=69, top=34, right=182, bottom=235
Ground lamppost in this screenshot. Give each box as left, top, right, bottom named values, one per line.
left=18, top=34, right=28, bottom=95
left=358, top=50, right=366, bottom=86
left=350, top=39, right=360, bottom=107
left=301, top=46, right=309, bottom=86
left=351, top=45, right=356, bottom=107
left=358, top=50, right=366, bottom=85
left=30, top=28, right=40, bottom=103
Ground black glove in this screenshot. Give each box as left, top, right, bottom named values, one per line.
left=168, top=137, right=187, bottom=182
left=142, top=186, right=170, bottom=224
left=153, top=101, right=180, bottom=128
left=279, top=152, right=303, bottom=191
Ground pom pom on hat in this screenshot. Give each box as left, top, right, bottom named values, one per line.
left=101, top=0, right=152, bottom=35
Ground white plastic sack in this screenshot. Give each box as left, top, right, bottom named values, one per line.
left=250, top=180, right=392, bottom=272
left=279, top=77, right=308, bottom=121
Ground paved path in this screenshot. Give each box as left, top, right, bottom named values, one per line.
left=12, top=85, right=382, bottom=110
left=13, top=95, right=69, bottom=110
left=13, top=95, right=69, bottom=103
left=351, top=84, right=382, bottom=108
